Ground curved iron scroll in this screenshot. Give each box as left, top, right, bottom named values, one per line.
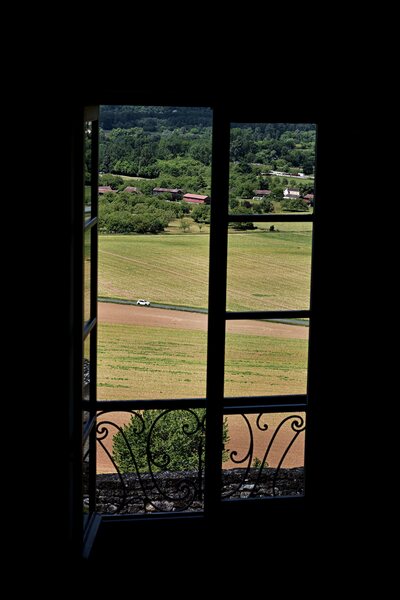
left=96, top=409, right=206, bottom=514
left=222, top=413, right=305, bottom=499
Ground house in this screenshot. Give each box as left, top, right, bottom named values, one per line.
left=183, top=193, right=210, bottom=204
left=283, top=188, right=300, bottom=199
left=123, top=186, right=139, bottom=194
left=98, top=186, right=116, bottom=194
left=303, top=193, right=314, bottom=205
left=153, top=187, right=183, bottom=200
left=253, top=189, right=271, bottom=199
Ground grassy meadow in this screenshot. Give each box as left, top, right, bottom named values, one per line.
left=98, top=322, right=308, bottom=400
left=98, top=224, right=311, bottom=400
left=98, top=223, right=312, bottom=311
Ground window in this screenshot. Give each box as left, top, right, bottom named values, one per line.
left=71, top=100, right=319, bottom=558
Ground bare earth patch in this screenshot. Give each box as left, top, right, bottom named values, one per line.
left=98, top=303, right=308, bottom=339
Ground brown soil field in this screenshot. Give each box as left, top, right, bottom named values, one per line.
left=98, top=303, right=308, bottom=339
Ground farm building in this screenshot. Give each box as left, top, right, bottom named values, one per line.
left=153, top=187, right=183, bottom=200
left=123, top=186, right=140, bottom=194
left=303, top=193, right=314, bottom=205
left=98, top=186, right=116, bottom=194
left=283, top=188, right=300, bottom=199
left=253, top=190, right=272, bottom=198
left=183, top=193, right=210, bottom=204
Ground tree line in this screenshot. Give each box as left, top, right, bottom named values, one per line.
left=99, top=191, right=189, bottom=234
left=98, top=107, right=315, bottom=178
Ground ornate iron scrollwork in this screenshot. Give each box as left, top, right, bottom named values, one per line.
left=95, top=410, right=305, bottom=513
left=96, top=409, right=206, bottom=513
left=222, top=413, right=305, bottom=499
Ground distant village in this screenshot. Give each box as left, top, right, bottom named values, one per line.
left=98, top=184, right=314, bottom=207
left=98, top=186, right=210, bottom=204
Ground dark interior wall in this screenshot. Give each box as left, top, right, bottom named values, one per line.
left=52, top=86, right=343, bottom=570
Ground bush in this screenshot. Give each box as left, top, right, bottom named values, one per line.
left=99, top=174, right=124, bottom=189
left=112, top=409, right=230, bottom=473
left=191, top=205, right=210, bottom=223
left=281, top=198, right=309, bottom=212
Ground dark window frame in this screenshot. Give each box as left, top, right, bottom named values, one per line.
left=70, top=97, right=320, bottom=559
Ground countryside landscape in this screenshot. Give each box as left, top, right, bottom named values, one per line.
left=87, top=107, right=315, bottom=474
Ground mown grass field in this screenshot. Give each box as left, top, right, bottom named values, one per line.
left=98, top=223, right=312, bottom=311
left=98, top=323, right=308, bottom=400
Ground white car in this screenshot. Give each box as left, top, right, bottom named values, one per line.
left=136, top=299, right=150, bottom=306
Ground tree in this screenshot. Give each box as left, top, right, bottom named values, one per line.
left=112, top=409, right=230, bottom=473
left=99, top=174, right=124, bottom=189
left=191, top=204, right=210, bottom=223
left=179, top=217, right=191, bottom=232
left=260, top=198, right=274, bottom=213
left=281, top=198, right=309, bottom=212
left=302, top=156, right=314, bottom=175
left=298, top=182, right=314, bottom=196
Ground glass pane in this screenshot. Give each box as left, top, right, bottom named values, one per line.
left=224, top=319, right=309, bottom=397
left=229, top=122, right=316, bottom=216
left=226, top=222, right=312, bottom=312
left=84, top=228, right=91, bottom=323
left=98, top=105, right=212, bottom=400
left=96, top=409, right=205, bottom=514
left=97, top=317, right=207, bottom=400
left=84, top=121, right=92, bottom=221
left=222, top=412, right=305, bottom=499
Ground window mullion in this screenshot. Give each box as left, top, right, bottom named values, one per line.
left=204, top=106, right=231, bottom=519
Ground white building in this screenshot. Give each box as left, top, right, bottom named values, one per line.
left=283, top=188, right=300, bottom=199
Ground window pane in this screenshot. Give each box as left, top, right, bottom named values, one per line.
left=84, top=228, right=91, bottom=323
left=224, top=319, right=309, bottom=397
left=229, top=122, right=316, bottom=216
left=222, top=412, right=305, bottom=499
left=96, top=409, right=205, bottom=514
left=97, top=315, right=207, bottom=400
left=84, top=121, right=92, bottom=221
left=226, top=222, right=312, bottom=312
left=98, top=106, right=212, bottom=400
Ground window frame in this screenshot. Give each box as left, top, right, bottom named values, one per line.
left=70, top=97, right=320, bottom=558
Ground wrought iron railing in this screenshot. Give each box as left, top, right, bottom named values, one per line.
left=96, top=408, right=206, bottom=513
left=95, top=409, right=305, bottom=514
left=221, top=413, right=305, bottom=499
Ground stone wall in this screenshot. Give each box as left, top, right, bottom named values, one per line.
left=94, top=467, right=304, bottom=514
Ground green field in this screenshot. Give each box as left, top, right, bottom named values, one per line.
left=99, top=224, right=312, bottom=311
left=98, top=323, right=308, bottom=400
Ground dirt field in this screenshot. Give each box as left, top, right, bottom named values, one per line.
left=98, top=303, right=308, bottom=339
left=96, top=303, right=306, bottom=474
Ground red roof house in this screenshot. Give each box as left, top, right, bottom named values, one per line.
left=183, top=193, right=210, bottom=204
left=98, top=186, right=116, bottom=194
left=303, top=193, right=314, bottom=205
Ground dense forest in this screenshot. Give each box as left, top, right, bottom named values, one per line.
left=93, top=106, right=316, bottom=234
left=99, top=105, right=315, bottom=176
